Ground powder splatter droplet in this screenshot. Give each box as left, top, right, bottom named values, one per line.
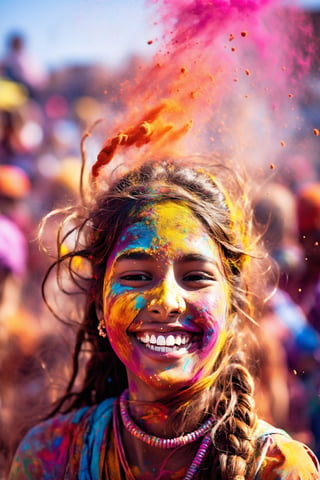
left=245, top=69, right=251, bottom=76
left=241, top=31, right=248, bottom=37
left=313, top=128, right=319, bottom=136
left=147, top=40, right=153, bottom=45
left=229, top=33, right=235, bottom=41
left=270, top=163, right=275, bottom=169
left=280, top=140, right=285, bottom=147
left=288, top=93, right=293, bottom=98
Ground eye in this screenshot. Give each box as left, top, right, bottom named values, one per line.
left=182, top=271, right=216, bottom=286
left=119, top=272, right=152, bottom=286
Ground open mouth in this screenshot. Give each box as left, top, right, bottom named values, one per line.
left=135, top=331, right=202, bottom=353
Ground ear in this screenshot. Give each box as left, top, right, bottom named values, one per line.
left=95, top=297, right=104, bottom=322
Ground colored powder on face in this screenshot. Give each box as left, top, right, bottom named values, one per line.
left=135, top=295, right=147, bottom=310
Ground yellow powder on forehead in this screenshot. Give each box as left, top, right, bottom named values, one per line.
left=151, top=201, right=201, bottom=240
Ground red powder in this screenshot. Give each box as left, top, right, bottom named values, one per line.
left=241, top=31, right=248, bottom=37
left=280, top=140, right=285, bottom=147
left=180, top=66, right=188, bottom=74
left=270, top=163, right=275, bottom=169
left=229, top=33, right=235, bottom=41
left=231, top=47, right=236, bottom=52
left=147, top=40, right=153, bottom=45
left=313, top=128, right=319, bottom=136
left=288, top=93, right=293, bottom=98
left=245, top=69, right=251, bottom=76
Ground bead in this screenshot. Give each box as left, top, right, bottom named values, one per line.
left=184, top=433, right=212, bottom=480
left=119, top=389, right=215, bottom=450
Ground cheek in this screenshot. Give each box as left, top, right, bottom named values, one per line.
left=103, top=282, right=146, bottom=344
left=190, top=290, right=228, bottom=349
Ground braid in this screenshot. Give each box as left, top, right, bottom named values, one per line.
left=209, top=350, right=258, bottom=480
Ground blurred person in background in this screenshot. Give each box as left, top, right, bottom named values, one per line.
left=0, top=212, right=72, bottom=480
left=254, top=181, right=320, bottom=457
left=0, top=214, right=29, bottom=475
left=296, top=182, right=320, bottom=458
left=0, top=32, right=48, bottom=99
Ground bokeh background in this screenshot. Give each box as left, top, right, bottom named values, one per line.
left=1, top=0, right=320, bottom=477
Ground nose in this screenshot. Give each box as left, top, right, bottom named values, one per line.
left=147, top=275, right=186, bottom=320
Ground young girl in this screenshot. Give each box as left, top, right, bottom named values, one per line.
left=8, top=149, right=319, bottom=478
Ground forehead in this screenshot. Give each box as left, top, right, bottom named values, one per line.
left=108, top=200, right=221, bottom=264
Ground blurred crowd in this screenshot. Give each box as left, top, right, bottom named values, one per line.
left=0, top=27, right=320, bottom=477
left=0, top=31, right=142, bottom=477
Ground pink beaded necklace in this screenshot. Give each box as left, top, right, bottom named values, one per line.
left=115, top=389, right=213, bottom=480
left=119, top=389, right=214, bottom=449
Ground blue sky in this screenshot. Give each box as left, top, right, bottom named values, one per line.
left=0, top=0, right=319, bottom=71
left=0, top=0, right=158, bottom=70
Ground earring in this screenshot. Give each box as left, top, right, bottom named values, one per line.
left=98, top=318, right=107, bottom=337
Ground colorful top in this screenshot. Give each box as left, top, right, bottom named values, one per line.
left=9, top=397, right=320, bottom=479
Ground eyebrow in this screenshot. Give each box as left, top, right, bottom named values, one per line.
left=178, top=253, right=216, bottom=264
left=115, top=251, right=153, bottom=263
left=115, top=251, right=216, bottom=264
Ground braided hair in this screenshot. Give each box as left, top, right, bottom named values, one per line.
left=41, top=158, right=270, bottom=479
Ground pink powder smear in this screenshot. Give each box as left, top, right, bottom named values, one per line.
left=93, top=0, right=316, bottom=179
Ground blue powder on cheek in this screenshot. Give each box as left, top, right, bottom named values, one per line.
left=110, top=283, right=134, bottom=295
left=181, top=315, right=194, bottom=329
left=203, top=328, right=214, bottom=347
left=135, top=295, right=146, bottom=309
left=183, top=359, right=191, bottom=373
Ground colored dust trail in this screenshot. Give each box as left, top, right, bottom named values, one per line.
left=92, top=0, right=315, bottom=182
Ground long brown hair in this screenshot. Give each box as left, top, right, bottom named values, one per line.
left=40, top=157, right=271, bottom=478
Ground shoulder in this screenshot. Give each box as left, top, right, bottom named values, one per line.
left=253, top=419, right=320, bottom=479
left=8, top=407, right=90, bottom=479
left=9, top=397, right=115, bottom=480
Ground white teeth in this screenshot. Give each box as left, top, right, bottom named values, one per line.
left=166, top=335, right=175, bottom=346
left=136, top=332, right=194, bottom=350
left=148, top=344, right=191, bottom=353
left=139, top=333, right=150, bottom=344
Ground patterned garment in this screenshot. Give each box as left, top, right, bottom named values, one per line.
left=9, top=397, right=320, bottom=479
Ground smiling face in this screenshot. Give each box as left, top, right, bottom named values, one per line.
left=102, top=200, right=230, bottom=400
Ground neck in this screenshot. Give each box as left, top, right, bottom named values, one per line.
left=126, top=387, right=208, bottom=438
left=115, top=388, right=213, bottom=479
left=117, top=401, right=205, bottom=480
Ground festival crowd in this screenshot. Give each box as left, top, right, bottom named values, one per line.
left=0, top=21, right=320, bottom=478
